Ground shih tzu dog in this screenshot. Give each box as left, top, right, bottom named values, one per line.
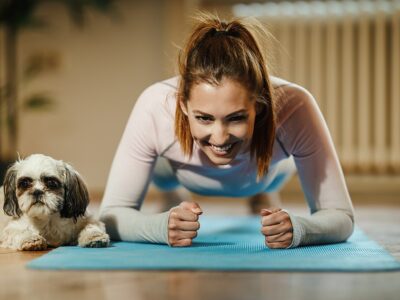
left=0, top=154, right=110, bottom=250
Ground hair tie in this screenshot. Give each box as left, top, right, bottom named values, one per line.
left=214, top=27, right=228, bottom=36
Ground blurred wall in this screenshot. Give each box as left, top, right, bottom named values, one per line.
left=2, top=0, right=399, bottom=203
left=10, top=0, right=199, bottom=193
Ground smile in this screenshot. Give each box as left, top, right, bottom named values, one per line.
left=210, top=143, right=233, bottom=152
left=206, top=141, right=238, bottom=156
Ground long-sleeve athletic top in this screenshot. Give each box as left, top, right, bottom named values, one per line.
left=99, top=76, right=355, bottom=248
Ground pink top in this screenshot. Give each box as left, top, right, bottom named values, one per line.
left=100, top=76, right=355, bottom=247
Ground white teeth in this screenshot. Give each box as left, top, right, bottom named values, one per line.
left=210, top=143, right=233, bottom=152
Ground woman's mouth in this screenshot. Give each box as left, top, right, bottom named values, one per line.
left=205, top=141, right=237, bottom=156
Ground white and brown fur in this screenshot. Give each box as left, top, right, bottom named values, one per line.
left=0, top=154, right=109, bottom=250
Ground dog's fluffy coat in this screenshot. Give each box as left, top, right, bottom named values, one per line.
left=0, top=154, right=109, bottom=250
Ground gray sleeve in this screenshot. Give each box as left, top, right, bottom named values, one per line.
left=99, top=84, right=171, bottom=245
left=100, top=207, right=170, bottom=244
left=278, top=84, right=355, bottom=248
left=285, top=209, right=354, bottom=248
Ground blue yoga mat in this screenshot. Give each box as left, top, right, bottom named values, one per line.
left=27, top=216, right=400, bottom=272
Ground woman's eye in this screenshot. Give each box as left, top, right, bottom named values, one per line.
left=229, top=115, right=247, bottom=122
left=195, top=116, right=212, bottom=123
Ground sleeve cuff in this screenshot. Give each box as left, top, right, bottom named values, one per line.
left=157, top=210, right=171, bottom=245
left=282, top=209, right=303, bottom=248
left=164, top=209, right=172, bottom=246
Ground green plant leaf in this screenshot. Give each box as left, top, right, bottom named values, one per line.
left=22, top=93, right=55, bottom=111
left=0, top=0, right=40, bottom=29
left=23, top=51, right=61, bottom=81
left=53, top=0, right=116, bottom=28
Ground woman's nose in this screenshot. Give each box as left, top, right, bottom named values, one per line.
left=210, top=122, right=229, bottom=144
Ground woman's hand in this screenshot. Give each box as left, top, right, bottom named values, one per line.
left=168, top=201, right=202, bottom=247
left=260, top=208, right=293, bottom=249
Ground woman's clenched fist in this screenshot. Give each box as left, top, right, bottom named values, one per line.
left=260, top=208, right=293, bottom=249
left=168, top=201, right=202, bottom=247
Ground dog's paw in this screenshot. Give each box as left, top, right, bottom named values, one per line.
left=79, top=231, right=110, bottom=248
left=20, top=235, right=47, bottom=251
left=84, top=239, right=109, bottom=248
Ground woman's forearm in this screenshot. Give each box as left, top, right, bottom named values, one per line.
left=99, top=206, right=170, bottom=244
left=286, top=208, right=355, bottom=248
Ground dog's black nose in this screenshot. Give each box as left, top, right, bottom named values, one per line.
left=32, top=189, right=44, bottom=197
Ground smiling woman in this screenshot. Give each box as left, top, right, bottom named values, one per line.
left=99, top=12, right=354, bottom=250
left=181, top=78, right=257, bottom=166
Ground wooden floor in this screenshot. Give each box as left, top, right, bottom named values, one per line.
left=0, top=199, right=399, bottom=300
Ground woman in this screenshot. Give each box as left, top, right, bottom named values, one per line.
left=99, top=14, right=354, bottom=249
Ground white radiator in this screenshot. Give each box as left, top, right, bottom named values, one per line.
left=234, top=0, right=400, bottom=174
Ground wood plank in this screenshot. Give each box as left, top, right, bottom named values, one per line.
left=0, top=204, right=399, bottom=300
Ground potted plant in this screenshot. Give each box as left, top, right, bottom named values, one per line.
left=0, top=0, right=115, bottom=182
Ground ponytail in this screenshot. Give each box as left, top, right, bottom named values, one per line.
left=175, top=12, right=276, bottom=179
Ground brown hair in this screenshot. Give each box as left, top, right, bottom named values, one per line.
left=175, top=13, right=276, bottom=179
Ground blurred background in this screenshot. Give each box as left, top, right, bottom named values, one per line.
left=0, top=0, right=399, bottom=205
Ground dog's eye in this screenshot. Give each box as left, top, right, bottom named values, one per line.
left=44, top=177, right=61, bottom=189
left=17, top=178, right=32, bottom=189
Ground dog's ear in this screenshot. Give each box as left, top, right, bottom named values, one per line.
left=3, top=163, right=22, bottom=217
left=61, top=164, right=89, bottom=222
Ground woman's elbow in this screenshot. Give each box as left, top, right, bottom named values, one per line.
left=99, top=209, right=121, bottom=241
left=338, top=208, right=355, bottom=241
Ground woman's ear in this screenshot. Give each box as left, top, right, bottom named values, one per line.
left=255, top=102, right=264, bottom=115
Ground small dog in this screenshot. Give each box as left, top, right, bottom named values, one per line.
left=0, top=154, right=110, bottom=250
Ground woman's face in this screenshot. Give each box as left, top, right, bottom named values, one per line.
left=181, top=77, right=257, bottom=166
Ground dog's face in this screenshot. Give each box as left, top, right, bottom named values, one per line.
left=2, top=154, right=89, bottom=221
